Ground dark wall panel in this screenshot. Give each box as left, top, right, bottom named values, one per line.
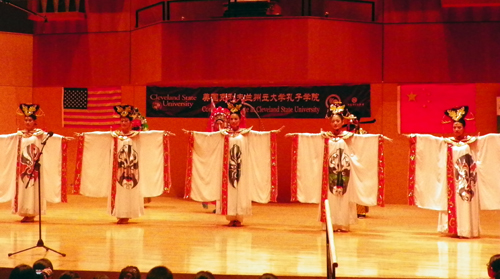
left=160, top=18, right=310, bottom=85
left=33, top=32, right=131, bottom=86
left=308, top=19, right=382, bottom=83
left=384, top=22, right=500, bottom=83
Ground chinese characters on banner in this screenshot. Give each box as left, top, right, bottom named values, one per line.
left=146, top=85, right=371, bottom=119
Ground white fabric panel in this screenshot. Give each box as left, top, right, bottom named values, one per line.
left=451, top=144, right=480, bottom=238
left=414, top=135, right=448, bottom=211
left=476, top=134, right=500, bottom=210
left=0, top=133, right=19, bottom=202
left=327, top=193, right=358, bottom=230
left=40, top=134, right=63, bottom=203
left=190, top=132, right=224, bottom=202
left=348, top=134, right=380, bottom=206
left=247, top=131, right=272, bottom=203
left=327, top=139, right=358, bottom=228
left=136, top=131, right=165, bottom=197
left=227, top=135, right=252, bottom=216
left=296, top=133, right=324, bottom=203
left=17, top=135, right=45, bottom=215
left=111, top=137, right=144, bottom=218
left=79, top=132, right=113, bottom=197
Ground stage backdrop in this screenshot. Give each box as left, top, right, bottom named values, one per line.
left=398, top=84, right=477, bottom=134
left=146, top=85, right=371, bottom=119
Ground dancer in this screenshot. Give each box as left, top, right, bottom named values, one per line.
left=0, top=104, right=68, bottom=222
left=75, top=105, right=173, bottom=224
left=184, top=98, right=280, bottom=226
left=287, top=102, right=385, bottom=231
left=408, top=106, right=500, bottom=238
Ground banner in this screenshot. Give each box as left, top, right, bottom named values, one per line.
left=146, top=85, right=371, bottom=119
left=399, top=84, right=476, bottom=134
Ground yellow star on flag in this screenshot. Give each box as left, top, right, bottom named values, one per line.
left=407, top=92, right=417, bottom=101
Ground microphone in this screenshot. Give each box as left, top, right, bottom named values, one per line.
left=41, top=131, right=54, bottom=145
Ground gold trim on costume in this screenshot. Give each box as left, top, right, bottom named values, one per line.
left=443, top=136, right=477, bottom=146
left=111, top=130, right=140, bottom=140
left=321, top=130, right=354, bottom=141
left=221, top=127, right=252, bottom=137
left=17, top=128, right=45, bottom=138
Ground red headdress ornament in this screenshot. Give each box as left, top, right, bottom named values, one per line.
left=208, top=100, right=231, bottom=132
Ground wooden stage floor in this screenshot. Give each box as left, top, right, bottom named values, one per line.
left=0, top=195, right=499, bottom=279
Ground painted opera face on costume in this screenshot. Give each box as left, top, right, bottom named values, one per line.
left=228, top=113, right=242, bottom=188
left=20, top=143, right=40, bottom=187
left=20, top=116, right=41, bottom=187
left=328, top=114, right=350, bottom=196
left=229, top=144, right=242, bottom=188
left=328, top=146, right=350, bottom=196
left=117, top=144, right=139, bottom=189
left=455, top=153, right=476, bottom=202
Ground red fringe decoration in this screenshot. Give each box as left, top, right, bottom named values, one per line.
left=73, top=134, right=85, bottom=194
left=408, top=136, right=417, bottom=206
left=320, top=137, right=330, bottom=223
left=221, top=135, right=230, bottom=215
left=61, top=138, right=68, bottom=203
left=110, top=137, right=118, bottom=213
left=14, top=136, right=22, bottom=213
left=290, top=135, right=299, bottom=202
left=377, top=136, right=385, bottom=207
left=270, top=132, right=278, bottom=202
left=446, top=144, right=457, bottom=235
left=163, top=134, right=172, bottom=193
left=183, top=132, right=194, bottom=199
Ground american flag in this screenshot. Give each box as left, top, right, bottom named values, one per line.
left=63, top=87, right=121, bottom=129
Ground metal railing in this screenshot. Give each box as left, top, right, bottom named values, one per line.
left=135, top=0, right=376, bottom=27
left=136, top=1, right=165, bottom=28
left=325, top=199, right=338, bottom=279
left=325, top=0, right=375, bottom=22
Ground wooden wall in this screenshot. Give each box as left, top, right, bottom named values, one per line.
left=0, top=0, right=499, bottom=204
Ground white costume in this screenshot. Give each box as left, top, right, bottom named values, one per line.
left=75, top=130, right=171, bottom=219
left=184, top=128, right=278, bottom=223
left=408, top=134, right=500, bottom=238
left=290, top=131, right=385, bottom=231
left=0, top=129, right=67, bottom=217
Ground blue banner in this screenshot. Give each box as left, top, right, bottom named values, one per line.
left=146, top=85, right=370, bottom=119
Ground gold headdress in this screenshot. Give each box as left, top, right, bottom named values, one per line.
left=227, top=100, right=243, bottom=114
left=326, top=102, right=353, bottom=119
left=329, top=103, right=345, bottom=114
left=442, top=106, right=474, bottom=124
left=17, top=103, right=44, bottom=118
left=114, top=105, right=135, bottom=118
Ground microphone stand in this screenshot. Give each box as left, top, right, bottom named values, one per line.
left=8, top=135, right=66, bottom=257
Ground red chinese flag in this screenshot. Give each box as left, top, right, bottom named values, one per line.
left=399, top=84, right=476, bottom=134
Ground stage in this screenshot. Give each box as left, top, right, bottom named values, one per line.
left=0, top=195, right=499, bottom=279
